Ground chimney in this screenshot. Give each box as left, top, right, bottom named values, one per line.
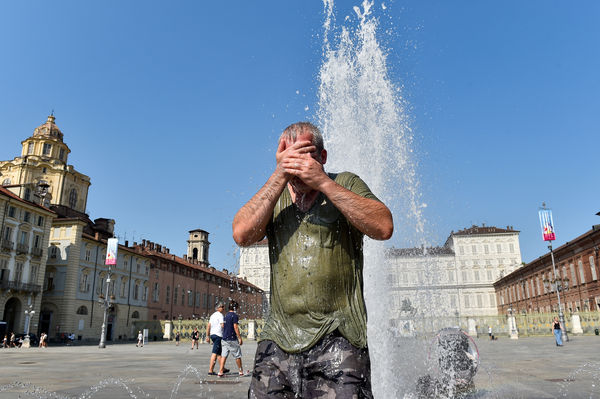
left=142, top=239, right=146, bottom=247
left=223, top=268, right=229, bottom=274
left=183, top=254, right=187, bottom=261
left=172, top=254, right=175, bottom=260
left=124, top=240, right=129, bottom=247
left=157, top=244, right=162, bottom=252
left=166, top=248, right=170, bottom=254
left=133, top=241, right=137, bottom=247
left=95, top=232, right=99, bottom=240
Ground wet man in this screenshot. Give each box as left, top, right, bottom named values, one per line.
left=233, top=122, right=393, bottom=398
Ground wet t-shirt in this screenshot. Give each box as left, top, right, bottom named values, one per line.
left=261, top=171, right=379, bottom=353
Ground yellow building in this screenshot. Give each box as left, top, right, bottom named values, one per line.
left=0, top=185, right=55, bottom=341
left=1, top=115, right=149, bottom=343
left=0, top=114, right=90, bottom=213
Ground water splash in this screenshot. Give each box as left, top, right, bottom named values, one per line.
left=317, top=1, right=426, bottom=397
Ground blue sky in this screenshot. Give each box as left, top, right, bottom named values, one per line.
left=1, top=1, right=598, bottom=271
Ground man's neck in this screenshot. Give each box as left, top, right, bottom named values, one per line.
left=288, top=184, right=320, bottom=212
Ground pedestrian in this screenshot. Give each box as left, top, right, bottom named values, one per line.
left=552, top=316, right=563, bottom=346
left=190, top=327, right=199, bottom=350
left=10, top=332, right=16, bottom=348
left=234, top=122, right=393, bottom=398
left=136, top=330, right=143, bottom=347
left=175, top=331, right=180, bottom=346
left=488, top=325, right=493, bottom=340
left=218, top=301, right=245, bottom=377
left=206, top=302, right=229, bottom=375
left=39, top=332, right=47, bottom=348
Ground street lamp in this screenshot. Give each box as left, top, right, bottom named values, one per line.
left=508, top=305, right=518, bottom=338
left=23, top=304, right=35, bottom=347
left=98, top=268, right=114, bottom=348
left=178, top=314, right=183, bottom=338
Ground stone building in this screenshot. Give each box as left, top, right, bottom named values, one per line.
left=0, top=115, right=91, bottom=213
left=0, top=185, right=55, bottom=337
left=494, top=223, right=600, bottom=316
left=187, top=229, right=210, bottom=265
left=387, top=225, right=523, bottom=324
left=238, top=239, right=269, bottom=293
left=132, top=239, right=263, bottom=322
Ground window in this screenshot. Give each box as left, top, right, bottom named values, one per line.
left=166, top=286, right=170, bottom=304
left=489, top=294, right=496, bottom=307
left=487, top=270, right=493, bottom=281
left=19, top=231, right=28, bottom=245
left=15, top=262, right=24, bottom=282
left=477, top=294, right=483, bottom=308
left=188, top=291, right=193, bottom=306
left=474, top=271, right=480, bottom=281
left=590, top=256, right=597, bottom=281
left=42, top=167, right=47, bottom=174
left=69, top=188, right=78, bottom=209
left=447, top=270, right=454, bottom=282
left=79, top=273, right=89, bottom=292
left=50, top=246, right=58, bottom=259
left=59, top=148, right=65, bottom=160
left=496, top=244, right=502, bottom=253
left=2, top=178, right=11, bottom=185
left=134, top=283, right=139, bottom=300
left=509, top=243, right=515, bottom=253
left=471, top=245, right=477, bottom=254
left=578, top=260, right=586, bottom=284
left=136, top=262, right=140, bottom=273
left=46, top=272, right=54, bottom=291
left=459, top=246, right=464, bottom=255
left=464, top=295, right=470, bottom=308
left=85, top=249, right=91, bottom=262
left=24, top=188, right=31, bottom=201
left=131, top=311, right=140, bottom=319
left=3, top=226, right=12, bottom=241
left=120, top=278, right=127, bottom=297
left=174, top=287, right=178, bottom=305
left=7, top=206, right=16, bottom=218
left=484, top=244, right=489, bottom=254
left=450, top=295, right=457, bottom=308
left=76, top=306, right=88, bottom=315
left=153, top=283, right=159, bottom=302
left=30, top=264, right=39, bottom=284
left=27, top=143, right=34, bottom=154
left=143, top=285, right=148, bottom=301
left=42, top=143, right=52, bottom=155
left=570, top=263, right=577, bottom=285
left=462, top=271, right=468, bottom=282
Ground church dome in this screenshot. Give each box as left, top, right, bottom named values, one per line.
left=33, top=115, right=64, bottom=141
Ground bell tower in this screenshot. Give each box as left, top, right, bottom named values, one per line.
left=187, top=229, right=210, bottom=266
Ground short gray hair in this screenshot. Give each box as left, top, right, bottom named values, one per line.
left=280, top=122, right=324, bottom=153
left=216, top=302, right=224, bottom=310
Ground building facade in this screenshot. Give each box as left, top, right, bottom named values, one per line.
left=0, top=115, right=91, bottom=213
left=238, top=239, right=270, bottom=293
left=0, top=186, right=55, bottom=337
left=387, top=225, right=523, bottom=324
left=495, top=224, right=600, bottom=316
left=133, top=239, right=263, bottom=322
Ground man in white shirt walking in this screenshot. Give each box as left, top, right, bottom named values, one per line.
left=206, top=302, right=229, bottom=375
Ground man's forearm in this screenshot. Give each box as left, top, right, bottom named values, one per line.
left=232, top=170, right=288, bottom=246
left=319, top=179, right=393, bottom=240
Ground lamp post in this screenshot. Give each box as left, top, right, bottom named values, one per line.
left=508, top=305, right=518, bottom=339
left=23, top=304, right=35, bottom=348
left=178, top=314, right=183, bottom=338
left=98, top=268, right=114, bottom=349
left=539, top=204, right=568, bottom=343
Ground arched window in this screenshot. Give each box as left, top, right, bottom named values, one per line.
left=131, top=311, right=140, bottom=319
left=2, top=178, right=10, bottom=185
left=76, top=305, right=88, bottom=315
left=69, top=188, right=78, bottom=209
left=192, top=248, right=198, bottom=260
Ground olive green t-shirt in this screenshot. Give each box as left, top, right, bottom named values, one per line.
left=261, top=171, right=379, bottom=353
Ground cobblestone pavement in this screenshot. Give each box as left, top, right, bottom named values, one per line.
left=0, top=336, right=599, bottom=398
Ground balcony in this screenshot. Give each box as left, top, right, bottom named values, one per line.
left=1, top=239, right=14, bottom=251
left=31, top=247, right=43, bottom=258
left=0, top=280, right=42, bottom=293
left=16, top=243, right=28, bottom=255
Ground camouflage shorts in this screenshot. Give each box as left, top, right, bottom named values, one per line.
left=248, top=332, right=373, bottom=399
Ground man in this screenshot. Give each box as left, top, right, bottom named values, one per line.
left=233, top=122, right=393, bottom=398
left=136, top=330, right=143, bottom=347
left=218, top=301, right=245, bottom=377
left=206, top=303, right=228, bottom=375
left=190, top=327, right=199, bottom=350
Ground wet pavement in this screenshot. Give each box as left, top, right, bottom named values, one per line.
left=0, top=335, right=599, bottom=398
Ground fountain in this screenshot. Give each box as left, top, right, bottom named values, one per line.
left=317, top=1, right=478, bottom=397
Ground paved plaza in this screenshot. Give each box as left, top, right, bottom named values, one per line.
left=1, top=336, right=599, bottom=398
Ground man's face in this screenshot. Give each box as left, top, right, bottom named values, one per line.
left=218, top=306, right=224, bottom=313
left=284, top=131, right=327, bottom=193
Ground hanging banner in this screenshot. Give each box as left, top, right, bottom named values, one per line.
left=538, top=208, right=556, bottom=242
left=105, top=238, right=118, bottom=265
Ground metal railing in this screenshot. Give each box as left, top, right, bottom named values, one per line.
left=1, top=239, right=14, bottom=251
left=16, top=243, right=28, bottom=254
left=31, top=247, right=43, bottom=257
left=0, top=280, right=42, bottom=293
